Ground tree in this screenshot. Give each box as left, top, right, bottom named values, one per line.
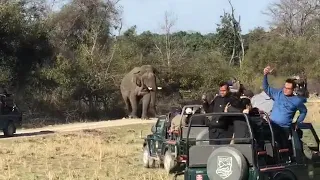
left=41, top=0, right=122, bottom=118
left=153, top=11, right=190, bottom=89
left=216, top=0, right=244, bottom=67
left=154, top=11, right=188, bottom=69
left=264, top=0, right=320, bottom=37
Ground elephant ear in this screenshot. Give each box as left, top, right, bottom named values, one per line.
left=152, top=67, right=159, bottom=74
left=132, top=74, right=142, bottom=86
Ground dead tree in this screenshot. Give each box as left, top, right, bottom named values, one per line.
left=227, top=0, right=245, bottom=67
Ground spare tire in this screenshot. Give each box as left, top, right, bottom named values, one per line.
left=207, top=146, right=248, bottom=180
left=196, top=129, right=209, bottom=145
left=273, top=171, right=296, bottom=180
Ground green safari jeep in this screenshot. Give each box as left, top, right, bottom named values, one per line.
left=181, top=112, right=320, bottom=180
left=142, top=105, right=204, bottom=173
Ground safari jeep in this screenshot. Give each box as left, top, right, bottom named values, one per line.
left=142, top=105, right=204, bottom=173
left=181, top=112, right=320, bottom=180
left=0, top=93, right=22, bottom=137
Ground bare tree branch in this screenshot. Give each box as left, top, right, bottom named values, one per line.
left=154, top=11, right=187, bottom=69
left=264, top=0, right=320, bottom=36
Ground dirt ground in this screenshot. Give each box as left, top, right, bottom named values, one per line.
left=0, top=101, right=319, bottom=179
left=0, top=119, right=156, bottom=140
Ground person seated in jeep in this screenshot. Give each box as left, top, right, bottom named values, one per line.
left=251, top=88, right=274, bottom=116
left=189, top=106, right=206, bottom=125
left=225, top=94, right=253, bottom=144
left=170, top=107, right=193, bottom=132
left=168, top=107, right=182, bottom=122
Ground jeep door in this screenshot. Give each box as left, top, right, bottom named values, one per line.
left=299, top=123, right=320, bottom=178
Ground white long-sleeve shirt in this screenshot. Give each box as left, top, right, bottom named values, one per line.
left=251, top=91, right=274, bottom=115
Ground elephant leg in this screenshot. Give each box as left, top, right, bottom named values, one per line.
left=148, top=91, right=156, bottom=117
left=124, top=97, right=132, bottom=117
left=141, top=93, right=151, bottom=119
left=122, top=93, right=132, bottom=117
left=129, top=93, right=139, bottom=118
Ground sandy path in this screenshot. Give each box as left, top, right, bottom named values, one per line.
left=0, top=118, right=157, bottom=140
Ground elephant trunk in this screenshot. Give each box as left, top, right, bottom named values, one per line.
left=145, top=73, right=157, bottom=91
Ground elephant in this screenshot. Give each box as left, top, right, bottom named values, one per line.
left=120, top=65, right=158, bottom=119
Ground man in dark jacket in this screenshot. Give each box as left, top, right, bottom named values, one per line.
left=203, top=82, right=238, bottom=145
left=202, top=82, right=237, bottom=113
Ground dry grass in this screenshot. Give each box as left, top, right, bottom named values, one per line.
left=0, top=102, right=319, bottom=180
left=302, top=102, right=320, bottom=124
left=0, top=124, right=173, bottom=180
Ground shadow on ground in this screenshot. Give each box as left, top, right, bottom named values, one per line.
left=0, top=130, right=55, bottom=139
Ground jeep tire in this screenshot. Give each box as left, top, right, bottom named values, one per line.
left=142, top=145, right=155, bottom=168
left=163, top=150, right=175, bottom=173
left=3, top=121, right=15, bottom=137
left=207, top=146, right=248, bottom=180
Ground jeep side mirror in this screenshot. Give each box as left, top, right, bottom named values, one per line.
left=151, top=125, right=156, bottom=133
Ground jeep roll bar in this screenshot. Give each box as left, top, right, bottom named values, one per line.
left=185, top=113, right=254, bottom=167
left=260, top=111, right=276, bottom=148
left=184, top=112, right=277, bottom=168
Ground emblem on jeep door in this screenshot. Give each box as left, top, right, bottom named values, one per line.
left=216, top=156, right=233, bottom=179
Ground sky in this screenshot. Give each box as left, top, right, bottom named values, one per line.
left=118, top=0, right=274, bottom=34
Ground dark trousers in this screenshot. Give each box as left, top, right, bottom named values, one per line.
left=208, top=127, right=232, bottom=145
left=233, top=119, right=251, bottom=144
left=271, top=122, right=291, bottom=149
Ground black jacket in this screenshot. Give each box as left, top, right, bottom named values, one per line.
left=203, top=94, right=236, bottom=113
left=204, top=94, right=238, bottom=129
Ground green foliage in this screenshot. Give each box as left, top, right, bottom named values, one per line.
left=1, top=0, right=320, bottom=123
left=216, top=12, right=242, bottom=65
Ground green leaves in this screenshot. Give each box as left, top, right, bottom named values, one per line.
left=1, top=0, right=320, bottom=120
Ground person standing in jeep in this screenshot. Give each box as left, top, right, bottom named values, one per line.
left=203, top=82, right=238, bottom=144
left=263, top=66, right=308, bottom=149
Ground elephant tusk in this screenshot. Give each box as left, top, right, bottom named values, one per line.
left=157, top=87, right=162, bottom=90
left=148, top=87, right=153, bottom=90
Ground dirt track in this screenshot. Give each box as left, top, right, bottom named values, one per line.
left=0, top=118, right=157, bottom=140
left=1, top=98, right=318, bottom=140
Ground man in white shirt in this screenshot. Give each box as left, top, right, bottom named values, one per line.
left=251, top=90, right=274, bottom=115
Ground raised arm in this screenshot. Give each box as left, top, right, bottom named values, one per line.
left=296, top=101, right=307, bottom=124
left=263, top=74, right=280, bottom=99
left=202, top=97, right=215, bottom=113
left=202, top=101, right=210, bottom=113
